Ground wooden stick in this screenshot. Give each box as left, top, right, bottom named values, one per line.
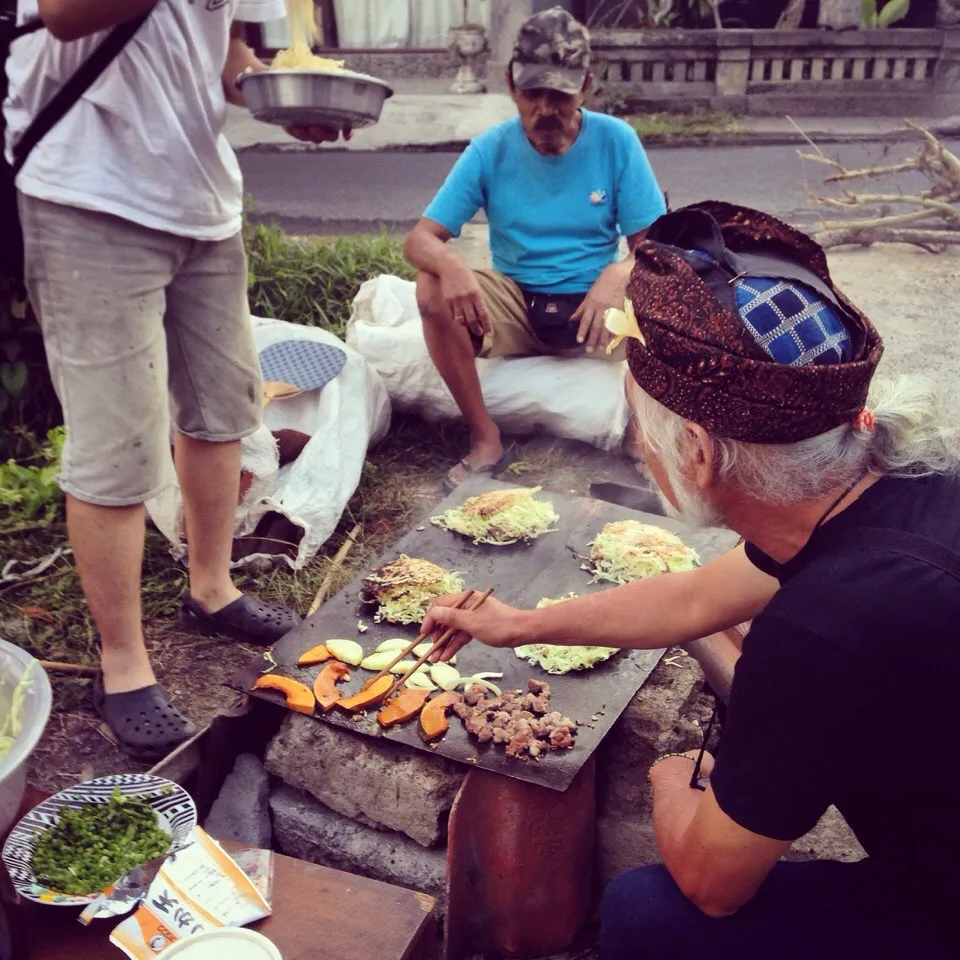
left=38, top=660, right=99, bottom=676
left=383, top=588, right=494, bottom=701
left=362, top=590, right=476, bottom=691
left=308, top=524, right=361, bottom=616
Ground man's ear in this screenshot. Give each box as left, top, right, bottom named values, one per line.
left=685, top=421, right=717, bottom=490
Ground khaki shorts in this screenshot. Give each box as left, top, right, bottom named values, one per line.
left=473, top=268, right=626, bottom=361
left=19, top=195, right=262, bottom=507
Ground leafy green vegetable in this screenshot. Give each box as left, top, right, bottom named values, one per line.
left=30, top=787, right=170, bottom=895
left=0, top=426, right=65, bottom=531
left=588, top=520, right=698, bottom=584
left=514, top=595, right=619, bottom=675
left=431, top=487, right=558, bottom=545
left=0, top=662, right=34, bottom=763
left=363, top=555, right=464, bottom=624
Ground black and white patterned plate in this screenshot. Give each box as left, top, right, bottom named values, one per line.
left=2, top=774, right=196, bottom=906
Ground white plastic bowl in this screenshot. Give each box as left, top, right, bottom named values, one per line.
left=0, top=640, right=51, bottom=838
left=160, top=928, right=283, bottom=960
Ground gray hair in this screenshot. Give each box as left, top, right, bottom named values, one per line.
left=633, top=374, right=958, bottom=505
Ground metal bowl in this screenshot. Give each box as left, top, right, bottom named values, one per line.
left=237, top=68, right=393, bottom=131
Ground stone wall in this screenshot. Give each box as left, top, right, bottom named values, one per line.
left=592, top=28, right=960, bottom=117
left=264, top=650, right=864, bottom=911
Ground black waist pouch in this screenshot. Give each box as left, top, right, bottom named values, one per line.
left=520, top=289, right=584, bottom=351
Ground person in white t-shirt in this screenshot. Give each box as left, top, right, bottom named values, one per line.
left=4, top=0, right=344, bottom=761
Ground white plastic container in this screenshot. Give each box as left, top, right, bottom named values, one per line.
left=0, top=640, right=52, bottom=837
left=160, top=929, right=282, bottom=960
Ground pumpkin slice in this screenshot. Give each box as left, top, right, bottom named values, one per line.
left=313, top=661, right=351, bottom=712
left=418, top=691, right=463, bottom=742
left=297, top=643, right=331, bottom=667
left=376, top=687, right=431, bottom=729
left=336, top=674, right=394, bottom=713
left=252, top=674, right=315, bottom=715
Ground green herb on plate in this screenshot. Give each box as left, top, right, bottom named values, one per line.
left=29, top=787, right=170, bottom=895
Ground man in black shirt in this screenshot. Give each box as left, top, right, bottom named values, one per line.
left=422, top=202, right=959, bottom=958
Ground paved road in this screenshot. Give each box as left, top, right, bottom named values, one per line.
left=239, top=139, right=959, bottom=234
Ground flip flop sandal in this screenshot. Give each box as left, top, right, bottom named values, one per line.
left=93, top=676, right=198, bottom=763
left=440, top=448, right=515, bottom=494
left=179, top=593, right=301, bottom=645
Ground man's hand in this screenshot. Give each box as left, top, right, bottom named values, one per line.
left=438, top=257, right=491, bottom=338
left=572, top=260, right=632, bottom=353
left=285, top=124, right=352, bottom=144
left=421, top=593, right=526, bottom=660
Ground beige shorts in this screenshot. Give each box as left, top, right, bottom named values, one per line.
left=473, top=268, right=626, bottom=361
left=19, top=195, right=262, bottom=507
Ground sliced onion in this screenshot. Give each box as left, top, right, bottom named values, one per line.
left=413, top=643, right=455, bottom=664
left=326, top=638, right=364, bottom=666
left=405, top=671, right=437, bottom=691
left=360, top=650, right=402, bottom=671
left=460, top=674, right=503, bottom=697
left=430, top=662, right=461, bottom=691
left=376, top=638, right=411, bottom=653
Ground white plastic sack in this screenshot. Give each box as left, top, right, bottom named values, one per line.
left=345, top=275, right=630, bottom=452
left=147, top=318, right=391, bottom=570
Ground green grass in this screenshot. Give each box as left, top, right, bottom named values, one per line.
left=244, top=221, right=414, bottom=336
left=0, top=414, right=462, bottom=667
left=0, top=223, right=427, bottom=667
left=628, top=109, right=741, bottom=140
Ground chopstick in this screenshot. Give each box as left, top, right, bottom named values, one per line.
left=382, top=587, right=494, bottom=701
left=362, top=589, right=477, bottom=691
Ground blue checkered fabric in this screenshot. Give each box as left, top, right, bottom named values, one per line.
left=258, top=340, right=346, bottom=391
left=690, top=251, right=852, bottom=367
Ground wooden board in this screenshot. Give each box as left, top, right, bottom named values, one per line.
left=17, top=844, right=437, bottom=960
left=230, top=477, right=737, bottom=792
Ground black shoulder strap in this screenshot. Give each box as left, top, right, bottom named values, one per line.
left=11, top=12, right=150, bottom=177
left=813, top=526, right=960, bottom=583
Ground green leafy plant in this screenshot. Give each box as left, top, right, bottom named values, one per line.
left=0, top=277, right=60, bottom=457
left=0, top=425, right=65, bottom=531
left=861, top=0, right=911, bottom=27
left=243, top=218, right=413, bottom=336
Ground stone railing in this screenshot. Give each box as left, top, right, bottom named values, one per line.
left=591, top=28, right=960, bottom=116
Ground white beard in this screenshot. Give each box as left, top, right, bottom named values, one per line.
left=658, top=474, right=724, bottom=530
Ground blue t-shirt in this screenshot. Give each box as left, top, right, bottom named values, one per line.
left=423, top=110, right=665, bottom=294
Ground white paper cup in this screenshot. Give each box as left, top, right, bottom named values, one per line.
left=159, top=928, right=282, bottom=960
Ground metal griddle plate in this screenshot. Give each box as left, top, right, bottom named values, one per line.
left=229, top=477, right=737, bottom=791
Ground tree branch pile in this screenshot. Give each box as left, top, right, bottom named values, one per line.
left=795, top=119, right=960, bottom=252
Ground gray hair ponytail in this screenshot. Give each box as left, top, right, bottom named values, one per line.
left=633, top=375, right=958, bottom=506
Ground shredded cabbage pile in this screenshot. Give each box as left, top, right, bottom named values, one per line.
left=588, top=520, right=698, bottom=584
left=514, top=595, right=620, bottom=675
left=431, top=487, right=559, bottom=545
left=376, top=571, right=464, bottom=624
left=364, top=555, right=464, bottom=624
left=0, top=661, right=34, bottom=763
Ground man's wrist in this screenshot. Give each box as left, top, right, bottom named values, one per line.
left=503, top=607, right=534, bottom=647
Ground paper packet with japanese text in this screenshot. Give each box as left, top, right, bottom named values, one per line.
left=109, top=827, right=272, bottom=958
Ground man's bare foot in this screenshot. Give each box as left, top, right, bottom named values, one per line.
left=445, top=437, right=507, bottom=489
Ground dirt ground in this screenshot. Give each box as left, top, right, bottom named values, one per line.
left=21, top=419, right=642, bottom=795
